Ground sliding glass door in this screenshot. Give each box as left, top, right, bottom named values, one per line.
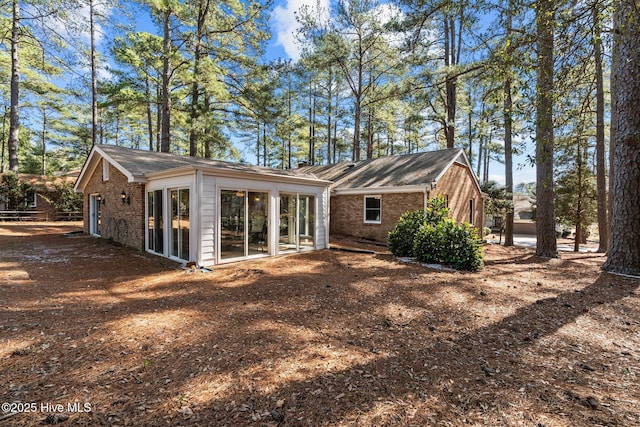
left=147, top=190, right=164, bottom=254
left=279, top=193, right=315, bottom=252
left=220, top=190, right=269, bottom=260
left=221, top=190, right=245, bottom=259
left=170, top=188, right=189, bottom=261
left=89, top=194, right=101, bottom=236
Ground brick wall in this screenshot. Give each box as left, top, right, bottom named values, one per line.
left=82, top=162, right=146, bottom=250
left=330, top=163, right=484, bottom=242
left=433, top=162, right=484, bottom=229
left=330, top=192, right=424, bottom=242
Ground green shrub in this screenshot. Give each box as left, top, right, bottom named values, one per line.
left=387, top=210, right=428, bottom=257
left=414, top=219, right=484, bottom=271
left=388, top=195, right=483, bottom=271
left=387, top=195, right=450, bottom=257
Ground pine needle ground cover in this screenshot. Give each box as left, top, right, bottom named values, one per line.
left=1, top=224, right=638, bottom=426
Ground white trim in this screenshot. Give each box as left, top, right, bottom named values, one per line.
left=433, top=149, right=483, bottom=194
left=195, top=169, right=203, bottom=266
left=94, top=146, right=139, bottom=183
left=89, top=193, right=101, bottom=236
left=147, top=165, right=332, bottom=187
left=363, top=195, right=382, bottom=224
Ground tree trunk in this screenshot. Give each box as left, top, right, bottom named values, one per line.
left=8, top=0, right=20, bottom=174
left=593, top=3, right=608, bottom=253
left=90, top=0, right=98, bottom=148
left=204, top=96, right=211, bottom=158
left=145, top=78, right=153, bottom=150
left=503, top=0, right=514, bottom=247
left=444, top=15, right=456, bottom=148
left=535, top=0, right=558, bottom=258
left=366, top=108, right=374, bottom=160
left=608, top=6, right=617, bottom=251
left=160, top=8, right=172, bottom=153
left=189, top=1, right=209, bottom=158
left=603, top=0, right=640, bottom=276
left=189, top=51, right=201, bottom=157
left=41, top=106, right=46, bottom=174
left=1, top=108, right=7, bottom=173
left=327, top=66, right=332, bottom=164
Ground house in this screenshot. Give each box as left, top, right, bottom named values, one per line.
left=302, top=148, right=484, bottom=242
left=73, top=145, right=331, bottom=266
left=0, top=172, right=79, bottom=220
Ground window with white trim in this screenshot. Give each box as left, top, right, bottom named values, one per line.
left=364, top=195, right=381, bottom=224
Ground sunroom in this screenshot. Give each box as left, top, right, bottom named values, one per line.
left=75, top=145, right=331, bottom=267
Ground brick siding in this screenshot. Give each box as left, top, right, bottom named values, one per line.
left=82, top=163, right=145, bottom=250
left=330, top=163, right=484, bottom=243
left=330, top=192, right=424, bottom=242
left=434, top=162, right=484, bottom=228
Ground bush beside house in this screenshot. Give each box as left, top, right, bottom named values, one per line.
left=388, top=196, right=484, bottom=271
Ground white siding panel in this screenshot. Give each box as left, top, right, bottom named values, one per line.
left=315, top=189, right=328, bottom=248
left=200, top=176, right=217, bottom=266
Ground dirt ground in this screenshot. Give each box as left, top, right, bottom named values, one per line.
left=1, top=223, right=638, bottom=427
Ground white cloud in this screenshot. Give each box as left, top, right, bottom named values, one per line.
left=271, top=0, right=330, bottom=60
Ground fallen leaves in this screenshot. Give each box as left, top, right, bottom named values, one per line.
left=0, top=225, right=638, bottom=426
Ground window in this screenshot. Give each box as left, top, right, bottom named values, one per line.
left=364, top=195, right=381, bottom=224
left=170, top=188, right=190, bottom=261
left=26, top=189, right=37, bottom=208
left=279, top=193, right=316, bottom=252
left=147, top=190, right=164, bottom=254
left=469, top=199, right=475, bottom=225
left=220, top=190, right=270, bottom=260
left=89, top=194, right=102, bottom=236
left=102, top=158, right=109, bottom=181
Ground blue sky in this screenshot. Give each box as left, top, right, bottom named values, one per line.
left=267, top=0, right=535, bottom=186
left=121, top=0, right=535, bottom=186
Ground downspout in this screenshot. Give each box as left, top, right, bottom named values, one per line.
left=424, top=182, right=436, bottom=211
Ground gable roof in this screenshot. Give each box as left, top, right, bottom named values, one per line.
left=74, top=145, right=330, bottom=192
left=303, top=148, right=477, bottom=194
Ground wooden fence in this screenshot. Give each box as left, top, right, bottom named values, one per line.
left=0, top=211, right=82, bottom=221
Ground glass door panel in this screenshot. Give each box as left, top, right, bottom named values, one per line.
left=180, top=189, right=190, bottom=259
left=299, top=195, right=315, bottom=248
left=221, top=190, right=245, bottom=259
left=248, top=192, right=268, bottom=256
left=279, top=193, right=297, bottom=252
left=170, top=188, right=189, bottom=260
left=147, top=190, right=164, bottom=254
left=90, top=194, right=101, bottom=236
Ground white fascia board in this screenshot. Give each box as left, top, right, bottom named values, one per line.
left=94, top=146, right=140, bottom=183
left=433, top=149, right=483, bottom=194
left=333, top=184, right=433, bottom=195
left=73, top=149, right=100, bottom=192
left=147, top=165, right=332, bottom=187
left=75, top=147, right=146, bottom=193
left=145, top=166, right=197, bottom=181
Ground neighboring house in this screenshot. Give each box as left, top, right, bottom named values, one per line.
left=486, top=194, right=536, bottom=235
left=0, top=172, right=78, bottom=220
left=513, top=194, right=536, bottom=235
left=303, top=147, right=485, bottom=242
left=74, top=145, right=331, bottom=266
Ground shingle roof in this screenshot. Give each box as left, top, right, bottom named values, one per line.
left=97, top=144, right=318, bottom=179
left=303, top=148, right=467, bottom=190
